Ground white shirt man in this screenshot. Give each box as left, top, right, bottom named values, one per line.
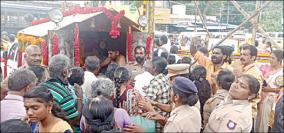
left=81, top=56, right=100, bottom=99
left=134, top=61, right=154, bottom=96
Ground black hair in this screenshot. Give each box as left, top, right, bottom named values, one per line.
left=167, top=54, right=176, bottom=64
left=217, top=69, right=235, bottom=90
left=241, top=74, right=260, bottom=96
left=134, top=45, right=146, bottom=54
left=172, top=83, right=199, bottom=106
left=105, top=63, right=119, bottom=81
left=190, top=65, right=211, bottom=112
left=272, top=50, right=284, bottom=63
left=1, top=119, right=32, bottom=133
left=190, top=65, right=207, bottom=80
left=83, top=96, right=115, bottom=133
left=177, top=59, right=182, bottom=64
left=153, top=50, right=159, bottom=58
left=160, top=51, right=169, bottom=60
left=159, top=35, right=168, bottom=46
left=170, top=45, right=179, bottom=54
left=24, top=85, right=67, bottom=121
left=241, top=45, right=258, bottom=60
left=173, top=73, right=191, bottom=80
left=254, top=40, right=259, bottom=47
left=152, top=57, right=168, bottom=75
left=28, top=66, right=45, bottom=84
left=181, top=57, right=192, bottom=64
left=9, top=34, right=15, bottom=42
left=214, top=45, right=234, bottom=64
left=85, top=56, right=100, bottom=72
left=198, top=47, right=209, bottom=57
left=154, top=38, right=159, bottom=46
left=266, top=42, right=272, bottom=52
left=113, top=67, right=131, bottom=108
left=68, top=67, right=85, bottom=86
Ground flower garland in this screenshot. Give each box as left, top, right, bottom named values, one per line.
left=17, top=45, right=23, bottom=67
left=3, top=58, right=7, bottom=79
left=41, top=40, right=48, bottom=66
left=127, top=26, right=132, bottom=62
left=31, top=7, right=125, bottom=39
left=73, top=23, right=80, bottom=67
left=146, top=36, right=152, bottom=59
left=107, top=10, right=125, bottom=39
left=52, top=33, right=59, bottom=56
left=16, top=34, right=45, bottom=45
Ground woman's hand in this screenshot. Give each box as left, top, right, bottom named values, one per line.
left=138, top=99, right=154, bottom=112
left=123, top=124, right=145, bottom=133
left=142, top=111, right=163, bottom=121
left=74, top=83, right=83, bottom=99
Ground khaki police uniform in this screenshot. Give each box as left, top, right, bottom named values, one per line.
left=166, top=64, right=190, bottom=78
left=204, top=96, right=253, bottom=132
left=203, top=89, right=229, bottom=126
left=164, top=105, right=201, bottom=132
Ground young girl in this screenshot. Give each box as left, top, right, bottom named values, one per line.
left=24, top=86, right=73, bottom=132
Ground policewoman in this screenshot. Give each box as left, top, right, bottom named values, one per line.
left=204, top=74, right=260, bottom=132
left=164, top=77, right=201, bottom=132
left=144, top=76, right=202, bottom=132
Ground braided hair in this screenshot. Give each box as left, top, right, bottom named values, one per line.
left=113, top=67, right=131, bottom=108
left=105, top=63, right=119, bottom=81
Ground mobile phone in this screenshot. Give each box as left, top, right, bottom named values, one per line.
left=262, top=80, right=268, bottom=87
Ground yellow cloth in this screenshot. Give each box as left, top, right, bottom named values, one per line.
left=1, top=40, right=9, bottom=51
left=194, top=51, right=233, bottom=95
left=49, top=119, right=73, bottom=132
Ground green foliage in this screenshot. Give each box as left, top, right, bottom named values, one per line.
left=182, top=0, right=283, bottom=32
left=131, top=1, right=143, bottom=8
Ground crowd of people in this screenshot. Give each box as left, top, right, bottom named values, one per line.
left=0, top=34, right=283, bottom=133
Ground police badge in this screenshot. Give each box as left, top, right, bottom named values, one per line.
left=227, top=120, right=237, bottom=130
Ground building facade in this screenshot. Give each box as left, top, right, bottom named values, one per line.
left=1, top=1, right=78, bottom=34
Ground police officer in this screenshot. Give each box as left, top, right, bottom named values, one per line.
left=143, top=77, right=202, bottom=132
left=203, top=69, right=235, bottom=127
left=204, top=74, right=260, bottom=132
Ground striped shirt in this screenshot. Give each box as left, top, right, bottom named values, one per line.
left=41, top=78, right=79, bottom=119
